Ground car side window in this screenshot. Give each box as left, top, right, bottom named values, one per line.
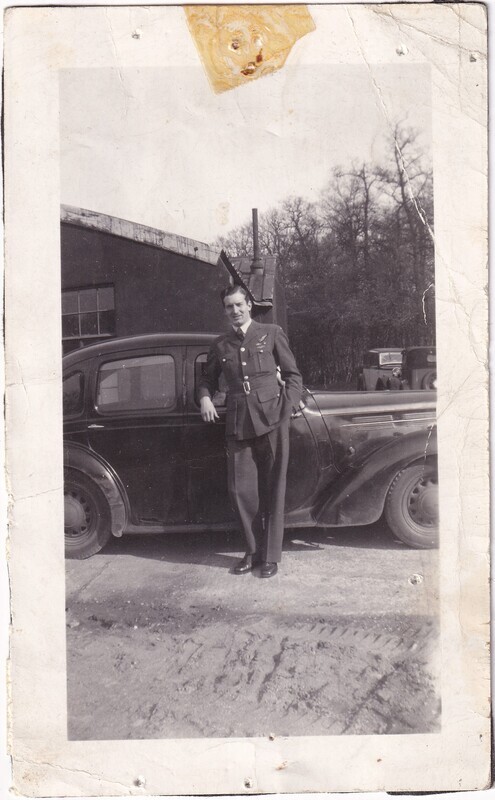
left=63, top=371, right=84, bottom=416
left=96, top=355, right=176, bottom=413
left=194, top=353, right=227, bottom=407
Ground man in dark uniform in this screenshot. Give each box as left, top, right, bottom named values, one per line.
left=199, top=285, right=303, bottom=578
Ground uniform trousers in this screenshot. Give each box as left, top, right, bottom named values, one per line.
left=226, top=419, right=290, bottom=563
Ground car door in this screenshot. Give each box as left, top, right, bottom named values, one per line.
left=86, top=345, right=188, bottom=525
left=183, top=345, right=235, bottom=526
left=63, top=364, right=89, bottom=446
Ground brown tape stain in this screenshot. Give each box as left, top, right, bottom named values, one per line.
left=184, top=5, right=315, bottom=93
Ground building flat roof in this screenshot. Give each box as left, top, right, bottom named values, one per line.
left=61, top=206, right=276, bottom=306
left=61, top=205, right=221, bottom=266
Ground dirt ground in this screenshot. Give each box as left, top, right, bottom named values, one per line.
left=65, top=523, right=440, bottom=740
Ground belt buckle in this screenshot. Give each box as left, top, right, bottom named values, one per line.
left=242, top=380, right=251, bottom=395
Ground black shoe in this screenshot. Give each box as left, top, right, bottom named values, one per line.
left=233, top=554, right=256, bottom=575
left=260, top=562, right=278, bottom=579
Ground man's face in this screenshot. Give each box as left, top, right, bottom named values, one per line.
left=223, top=290, right=252, bottom=327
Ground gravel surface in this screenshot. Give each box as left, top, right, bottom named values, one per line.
left=66, top=523, right=440, bottom=740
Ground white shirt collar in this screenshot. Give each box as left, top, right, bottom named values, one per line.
left=233, top=319, right=252, bottom=335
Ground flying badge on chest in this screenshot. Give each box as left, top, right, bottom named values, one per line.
left=256, top=334, right=268, bottom=350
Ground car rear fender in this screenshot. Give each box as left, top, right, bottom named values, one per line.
left=315, top=428, right=437, bottom=526
left=64, top=443, right=127, bottom=537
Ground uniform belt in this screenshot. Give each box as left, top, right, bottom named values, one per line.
left=229, top=381, right=279, bottom=398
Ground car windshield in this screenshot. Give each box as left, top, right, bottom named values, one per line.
left=379, top=352, right=402, bottom=366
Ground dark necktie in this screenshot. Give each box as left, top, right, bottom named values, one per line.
left=235, top=328, right=244, bottom=341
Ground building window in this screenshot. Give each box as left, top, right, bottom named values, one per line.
left=62, top=286, right=115, bottom=340
left=96, top=355, right=176, bottom=413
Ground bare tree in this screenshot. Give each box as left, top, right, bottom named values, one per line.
left=214, top=123, right=434, bottom=388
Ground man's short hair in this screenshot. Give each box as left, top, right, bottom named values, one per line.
left=220, top=284, right=251, bottom=304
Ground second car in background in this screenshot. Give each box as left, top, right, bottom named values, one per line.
left=357, top=346, right=437, bottom=391
left=356, top=348, right=403, bottom=391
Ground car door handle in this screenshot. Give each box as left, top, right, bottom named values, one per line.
left=88, top=424, right=105, bottom=429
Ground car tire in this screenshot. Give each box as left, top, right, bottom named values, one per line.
left=421, top=371, right=437, bottom=390
left=384, top=462, right=438, bottom=549
left=64, top=469, right=112, bottom=559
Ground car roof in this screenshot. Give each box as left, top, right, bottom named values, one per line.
left=367, top=347, right=402, bottom=353
left=63, top=333, right=220, bottom=367
left=403, top=346, right=436, bottom=353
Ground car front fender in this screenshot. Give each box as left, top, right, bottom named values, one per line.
left=64, top=442, right=127, bottom=537
left=314, top=427, right=437, bottom=527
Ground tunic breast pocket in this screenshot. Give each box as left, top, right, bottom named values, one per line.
left=220, top=355, right=237, bottom=381
left=251, top=348, right=276, bottom=373
left=220, top=355, right=233, bottom=369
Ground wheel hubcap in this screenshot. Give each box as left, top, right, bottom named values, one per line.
left=64, top=489, right=93, bottom=537
left=407, top=476, right=438, bottom=527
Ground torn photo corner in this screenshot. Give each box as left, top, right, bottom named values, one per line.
left=4, top=2, right=490, bottom=796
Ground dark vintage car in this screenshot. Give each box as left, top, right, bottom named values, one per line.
left=356, top=348, right=403, bottom=391
left=398, top=346, right=437, bottom=391
left=63, top=334, right=438, bottom=559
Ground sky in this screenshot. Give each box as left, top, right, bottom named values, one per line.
left=60, top=62, right=431, bottom=246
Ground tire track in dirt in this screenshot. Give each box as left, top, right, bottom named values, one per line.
left=66, top=602, right=440, bottom=740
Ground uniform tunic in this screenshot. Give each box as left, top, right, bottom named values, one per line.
left=199, top=320, right=303, bottom=562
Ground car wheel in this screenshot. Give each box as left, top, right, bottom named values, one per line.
left=422, top=371, right=437, bottom=390
left=64, top=469, right=112, bottom=559
left=384, top=463, right=438, bottom=549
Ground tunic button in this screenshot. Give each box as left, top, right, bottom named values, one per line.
left=241, top=361, right=247, bottom=366
left=244, top=375, right=249, bottom=380
left=240, top=347, right=245, bottom=352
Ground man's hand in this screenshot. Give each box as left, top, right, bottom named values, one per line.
left=291, top=399, right=306, bottom=419
left=200, top=396, right=220, bottom=423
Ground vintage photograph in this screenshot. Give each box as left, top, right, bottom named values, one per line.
left=61, top=55, right=439, bottom=739
left=5, top=4, right=489, bottom=794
